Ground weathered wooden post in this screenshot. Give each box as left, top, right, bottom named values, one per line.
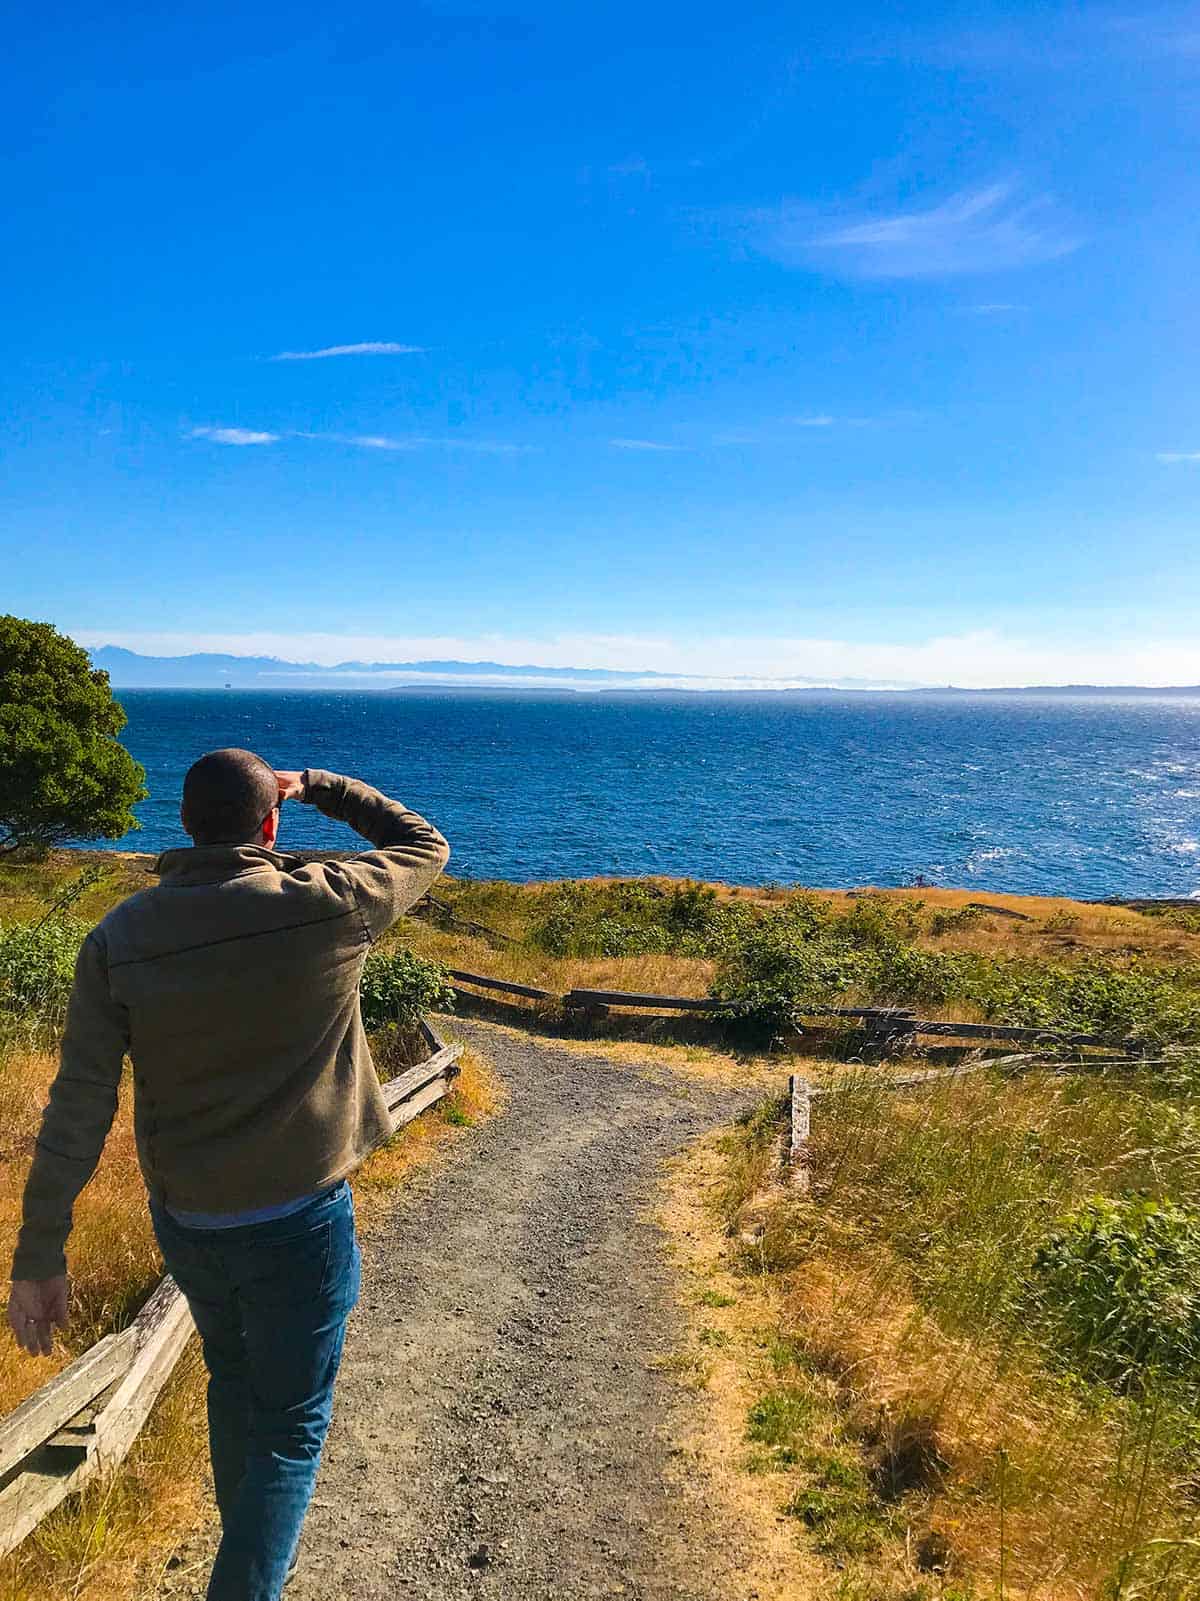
left=789, top=1073, right=811, bottom=1195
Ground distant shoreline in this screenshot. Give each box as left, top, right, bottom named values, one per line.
left=105, top=682, right=1200, bottom=699
left=86, top=646, right=1200, bottom=697
left=55, top=848, right=1200, bottom=909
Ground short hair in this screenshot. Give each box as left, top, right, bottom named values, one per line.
left=182, top=748, right=278, bottom=846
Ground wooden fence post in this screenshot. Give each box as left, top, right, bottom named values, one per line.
left=789, top=1074, right=811, bottom=1195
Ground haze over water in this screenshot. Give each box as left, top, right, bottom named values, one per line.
left=103, top=689, right=1200, bottom=899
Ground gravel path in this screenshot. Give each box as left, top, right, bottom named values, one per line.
left=157, top=1022, right=755, bottom=1601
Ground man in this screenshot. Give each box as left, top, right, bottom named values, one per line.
left=8, top=751, right=450, bottom=1601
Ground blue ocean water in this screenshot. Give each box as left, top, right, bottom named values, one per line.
left=99, top=690, right=1200, bottom=899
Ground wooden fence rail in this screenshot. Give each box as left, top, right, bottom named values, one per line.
left=0, top=1032, right=461, bottom=1561
left=448, top=967, right=1150, bottom=1056
left=448, top=969, right=559, bottom=1003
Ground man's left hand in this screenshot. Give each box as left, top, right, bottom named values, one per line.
left=8, top=1276, right=69, bottom=1356
left=275, top=771, right=305, bottom=804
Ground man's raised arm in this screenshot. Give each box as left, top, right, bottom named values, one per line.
left=290, top=768, right=450, bottom=940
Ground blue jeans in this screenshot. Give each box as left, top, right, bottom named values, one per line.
left=151, top=1183, right=361, bottom=1601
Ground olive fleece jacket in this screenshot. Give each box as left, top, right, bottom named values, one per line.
left=11, top=770, right=450, bottom=1282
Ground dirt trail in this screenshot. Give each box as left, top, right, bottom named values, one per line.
left=156, top=1021, right=759, bottom=1601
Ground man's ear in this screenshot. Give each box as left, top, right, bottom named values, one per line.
left=179, top=802, right=192, bottom=839
left=260, top=808, right=279, bottom=848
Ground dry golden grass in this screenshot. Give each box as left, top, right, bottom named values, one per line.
left=0, top=1041, right=197, bottom=1601
left=678, top=1070, right=1200, bottom=1601
left=0, top=1037, right=501, bottom=1601
left=0, top=1045, right=162, bottom=1409
left=0, top=853, right=155, bottom=930
left=766, top=1246, right=1197, bottom=1600
left=398, top=917, right=719, bottom=999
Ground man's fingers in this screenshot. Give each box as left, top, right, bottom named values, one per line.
left=8, top=1278, right=68, bottom=1354
left=9, top=1313, right=50, bottom=1356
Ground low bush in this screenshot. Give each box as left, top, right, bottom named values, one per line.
left=529, top=879, right=744, bottom=958
left=709, top=893, right=1200, bottom=1043
left=359, top=946, right=456, bottom=1030
left=0, top=914, right=87, bottom=1028
left=1028, top=1195, right=1200, bottom=1387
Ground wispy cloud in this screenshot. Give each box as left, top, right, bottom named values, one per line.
left=270, top=342, right=425, bottom=361
left=189, top=426, right=279, bottom=445
left=188, top=426, right=528, bottom=455
left=967, top=302, right=1027, bottom=314
left=1157, top=451, right=1200, bottom=463
left=339, top=433, right=530, bottom=455
left=753, top=182, right=1082, bottom=279
left=793, top=414, right=836, bottom=427
left=609, top=437, right=685, bottom=452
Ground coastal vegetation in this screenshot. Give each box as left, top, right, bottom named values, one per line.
left=403, top=873, right=1200, bottom=1047
left=5, top=856, right=1200, bottom=1596
left=701, top=1057, right=1200, bottom=1599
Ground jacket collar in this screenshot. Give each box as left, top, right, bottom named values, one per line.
left=154, top=843, right=296, bottom=886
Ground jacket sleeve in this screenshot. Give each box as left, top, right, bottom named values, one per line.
left=301, top=769, right=451, bottom=941
left=11, top=931, right=129, bottom=1282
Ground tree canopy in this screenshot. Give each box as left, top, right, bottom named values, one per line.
left=0, top=616, right=146, bottom=855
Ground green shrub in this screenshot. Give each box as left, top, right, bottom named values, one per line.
left=529, top=879, right=742, bottom=958
left=710, top=892, right=1200, bottom=1043
left=710, top=904, right=871, bottom=1036
left=0, top=915, right=88, bottom=1027
left=929, top=904, right=986, bottom=936
left=1028, top=1195, right=1200, bottom=1386
left=360, top=946, right=456, bottom=1030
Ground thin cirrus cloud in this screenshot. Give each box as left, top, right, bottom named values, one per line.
left=609, top=437, right=686, bottom=451
left=189, top=426, right=279, bottom=445
left=337, top=433, right=529, bottom=455
left=753, top=182, right=1082, bottom=279
left=269, top=342, right=425, bottom=361
left=1158, top=452, right=1200, bottom=463
left=188, top=426, right=528, bottom=455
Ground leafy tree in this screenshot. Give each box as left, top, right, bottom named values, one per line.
left=0, top=616, right=146, bottom=855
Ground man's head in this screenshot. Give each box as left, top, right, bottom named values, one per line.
left=181, top=749, right=280, bottom=848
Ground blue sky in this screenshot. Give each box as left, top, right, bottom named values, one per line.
left=2, top=1, right=1198, bottom=686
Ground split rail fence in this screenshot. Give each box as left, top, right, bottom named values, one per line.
left=445, top=967, right=1152, bottom=1058
left=0, top=1032, right=462, bottom=1561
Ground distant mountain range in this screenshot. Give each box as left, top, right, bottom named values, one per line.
left=86, top=646, right=915, bottom=693
left=89, top=646, right=671, bottom=688
left=86, top=646, right=1200, bottom=696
